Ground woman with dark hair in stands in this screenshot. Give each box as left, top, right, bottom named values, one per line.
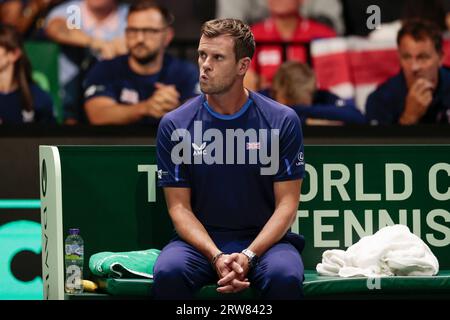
left=0, top=24, right=55, bottom=124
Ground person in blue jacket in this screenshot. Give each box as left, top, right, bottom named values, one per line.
left=0, top=24, right=55, bottom=124
left=366, top=19, right=450, bottom=125
left=153, top=18, right=306, bottom=299
left=267, top=61, right=365, bottom=125
left=83, top=0, right=199, bottom=126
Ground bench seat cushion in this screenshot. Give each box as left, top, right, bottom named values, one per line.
left=96, top=270, right=450, bottom=299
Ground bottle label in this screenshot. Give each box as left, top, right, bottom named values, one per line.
left=65, top=264, right=83, bottom=290
left=65, top=244, right=84, bottom=257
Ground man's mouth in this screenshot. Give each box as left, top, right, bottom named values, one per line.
left=134, top=44, right=148, bottom=51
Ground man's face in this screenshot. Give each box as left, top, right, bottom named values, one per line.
left=198, top=35, right=247, bottom=95
left=126, top=9, right=172, bottom=65
left=267, top=0, right=302, bottom=17
left=398, top=35, right=443, bottom=89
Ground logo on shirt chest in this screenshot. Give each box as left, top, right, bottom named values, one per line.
left=120, top=88, right=139, bottom=104
left=172, top=121, right=280, bottom=175
left=192, top=143, right=207, bottom=156
left=22, top=110, right=35, bottom=123
left=246, top=142, right=261, bottom=150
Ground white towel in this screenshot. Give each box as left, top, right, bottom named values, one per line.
left=316, top=225, right=439, bottom=277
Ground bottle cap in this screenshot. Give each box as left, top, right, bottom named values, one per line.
left=69, top=228, right=80, bottom=235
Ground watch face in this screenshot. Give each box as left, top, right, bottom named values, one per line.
left=242, top=249, right=258, bottom=267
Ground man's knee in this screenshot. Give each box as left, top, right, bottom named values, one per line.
left=265, top=264, right=304, bottom=286
left=152, top=255, right=195, bottom=299
left=153, top=255, right=187, bottom=284
left=255, top=256, right=304, bottom=299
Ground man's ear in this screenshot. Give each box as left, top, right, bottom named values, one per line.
left=163, top=27, right=175, bottom=47
left=237, top=57, right=251, bottom=76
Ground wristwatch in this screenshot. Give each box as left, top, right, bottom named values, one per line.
left=241, top=249, right=258, bottom=268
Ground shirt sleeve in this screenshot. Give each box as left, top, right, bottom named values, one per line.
left=291, top=103, right=366, bottom=124
left=365, top=89, right=398, bottom=125
left=156, top=116, right=191, bottom=188
left=33, top=86, right=57, bottom=124
left=274, top=110, right=305, bottom=181
left=45, top=1, right=70, bottom=26
left=83, top=61, right=117, bottom=102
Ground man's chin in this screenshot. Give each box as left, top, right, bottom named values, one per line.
left=132, top=53, right=158, bottom=65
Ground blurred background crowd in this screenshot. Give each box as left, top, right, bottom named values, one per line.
left=0, top=0, right=449, bottom=126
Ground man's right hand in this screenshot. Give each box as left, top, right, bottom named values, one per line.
left=89, top=39, right=117, bottom=60
left=400, top=78, right=434, bottom=125
left=145, top=83, right=181, bottom=118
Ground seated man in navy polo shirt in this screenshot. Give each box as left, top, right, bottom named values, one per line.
left=83, top=0, right=199, bottom=125
left=153, top=18, right=305, bottom=300
left=366, top=19, right=450, bottom=125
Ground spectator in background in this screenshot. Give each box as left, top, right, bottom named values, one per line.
left=446, top=0, right=450, bottom=31
left=245, top=0, right=336, bottom=91
left=216, top=0, right=344, bottom=35
left=45, top=0, right=129, bottom=124
left=366, top=20, right=450, bottom=125
left=155, top=0, right=215, bottom=41
left=369, top=0, right=449, bottom=41
left=267, top=61, right=365, bottom=125
left=83, top=0, right=199, bottom=125
left=0, top=0, right=62, bottom=38
left=0, top=24, right=55, bottom=124
left=341, top=0, right=405, bottom=37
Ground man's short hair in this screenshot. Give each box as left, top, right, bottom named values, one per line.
left=272, top=61, right=316, bottom=105
left=128, top=0, right=174, bottom=26
left=397, top=19, right=443, bottom=54
left=201, top=18, right=255, bottom=61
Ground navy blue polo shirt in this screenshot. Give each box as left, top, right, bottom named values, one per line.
left=365, top=68, right=450, bottom=125
left=0, top=84, right=55, bottom=124
left=157, top=91, right=305, bottom=233
left=83, top=54, right=199, bottom=125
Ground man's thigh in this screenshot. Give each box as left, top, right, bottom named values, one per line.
left=250, top=241, right=304, bottom=284
left=153, top=239, right=217, bottom=287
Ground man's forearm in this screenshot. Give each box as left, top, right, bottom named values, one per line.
left=46, top=19, right=92, bottom=47
left=85, top=101, right=147, bottom=125
left=246, top=203, right=297, bottom=257
left=170, top=206, right=221, bottom=262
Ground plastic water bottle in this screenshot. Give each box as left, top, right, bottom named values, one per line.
left=64, top=228, right=84, bottom=294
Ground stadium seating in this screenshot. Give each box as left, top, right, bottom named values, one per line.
left=24, top=41, right=62, bottom=123
left=311, top=36, right=450, bottom=114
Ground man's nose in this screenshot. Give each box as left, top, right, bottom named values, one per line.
left=202, top=58, right=212, bottom=71
left=136, top=31, right=145, bottom=42
left=411, top=59, right=421, bottom=73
